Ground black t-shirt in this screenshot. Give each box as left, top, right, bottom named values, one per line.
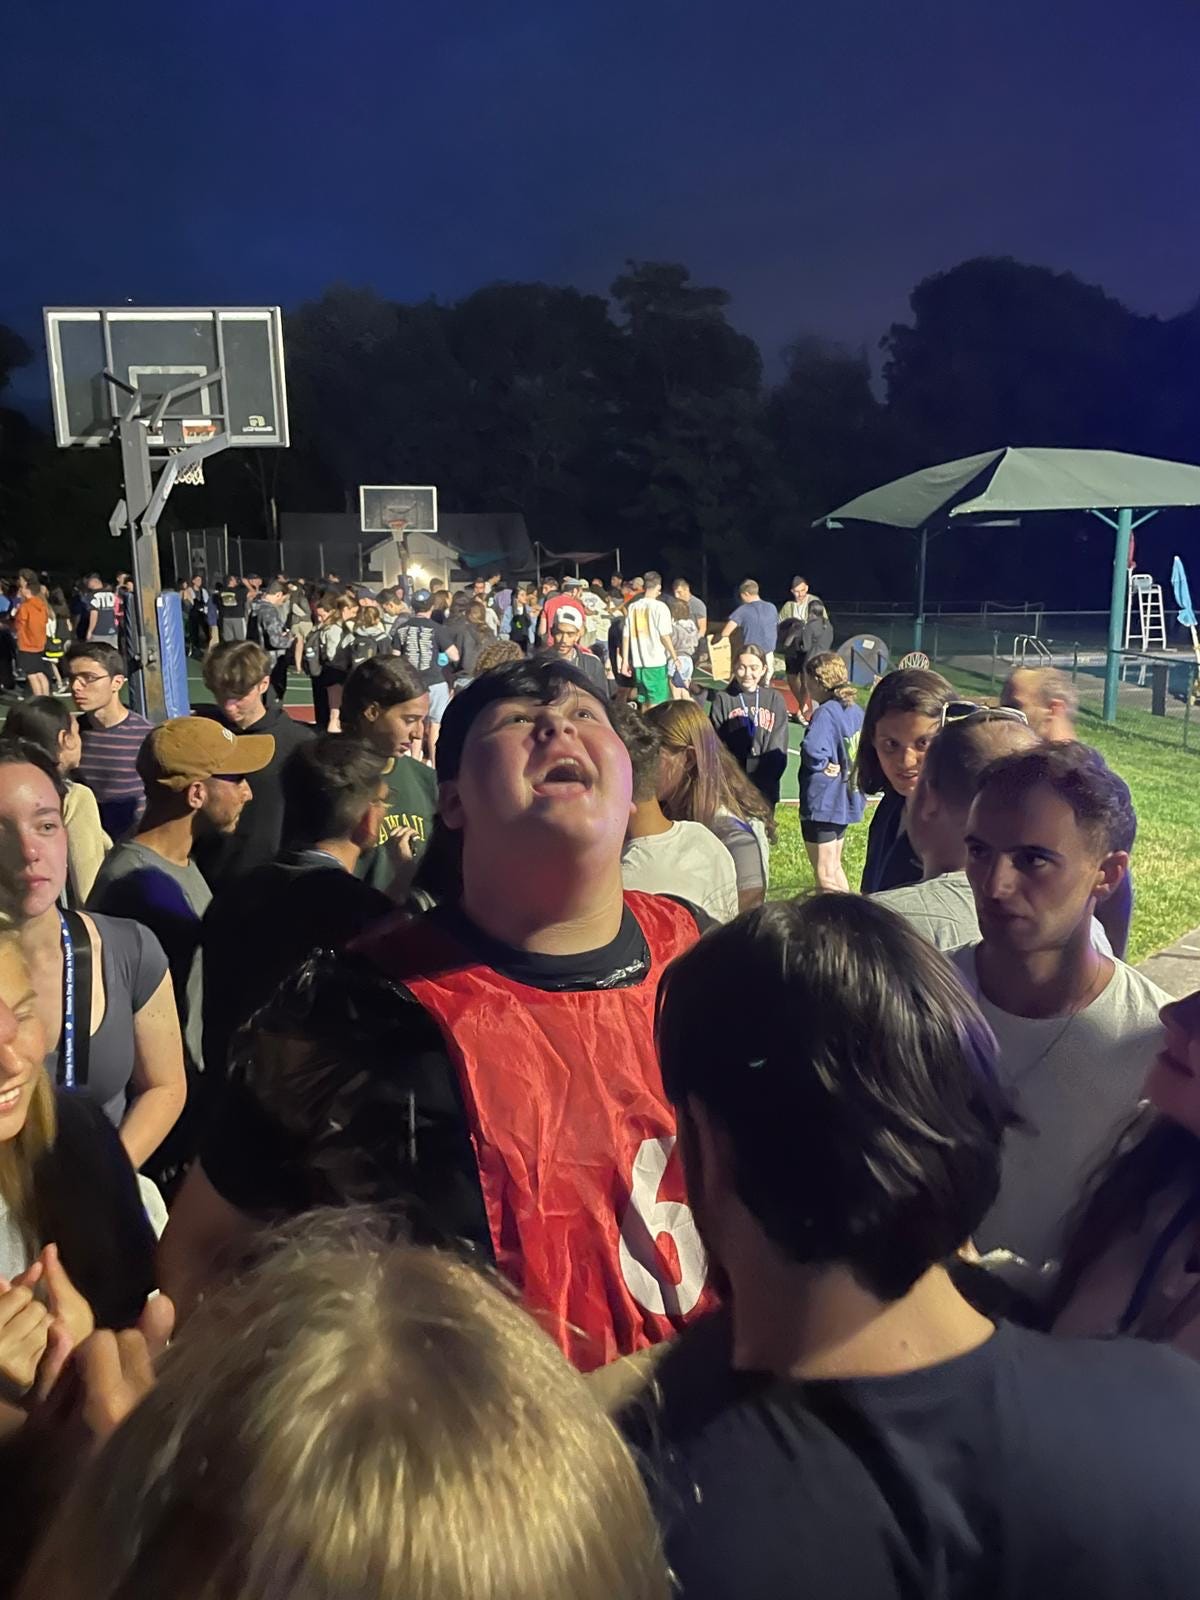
left=445, top=620, right=487, bottom=678
left=860, top=786, right=922, bottom=894
left=391, top=615, right=453, bottom=688
left=88, top=587, right=117, bottom=638
left=201, top=850, right=393, bottom=1080
left=622, top=1311, right=1200, bottom=1600
left=218, top=585, right=247, bottom=620
left=200, top=899, right=705, bottom=1245
left=191, top=704, right=315, bottom=892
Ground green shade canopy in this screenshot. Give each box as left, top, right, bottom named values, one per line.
left=817, top=447, right=1200, bottom=722
left=820, top=447, right=1200, bottom=530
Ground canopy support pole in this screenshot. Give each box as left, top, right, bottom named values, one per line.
left=1102, top=508, right=1133, bottom=723
left=913, top=526, right=929, bottom=651
left=1098, top=507, right=1158, bottom=722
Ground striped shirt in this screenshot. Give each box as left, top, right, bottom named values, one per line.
left=76, top=711, right=152, bottom=840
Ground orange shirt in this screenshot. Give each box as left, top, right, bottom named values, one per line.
left=15, top=594, right=49, bottom=652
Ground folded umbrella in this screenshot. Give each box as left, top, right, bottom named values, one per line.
left=1171, top=554, right=1200, bottom=704
left=1172, top=554, right=1197, bottom=629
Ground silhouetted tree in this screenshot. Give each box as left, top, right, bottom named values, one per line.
left=610, top=261, right=770, bottom=594
left=882, top=257, right=1142, bottom=459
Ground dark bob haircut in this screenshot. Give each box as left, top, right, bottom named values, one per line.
left=973, top=739, right=1137, bottom=856
left=341, top=657, right=427, bottom=737
left=855, top=668, right=952, bottom=796
left=435, top=656, right=608, bottom=783
left=656, top=895, right=1013, bottom=1301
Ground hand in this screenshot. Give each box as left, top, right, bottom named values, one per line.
left=383, top=824, right=417, bottom=862
left=37, top=1243, right=94, bottom=1350
left=0, top=1281, right=51, bottom=1401
left=15, top=1244, right=95, bottom=1398
left=27, top=1293, right=173, bottom=1456
left=823, top=762, right=842, bottom=778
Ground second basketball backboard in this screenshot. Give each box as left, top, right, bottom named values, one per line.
left=359, top=485, right=438, bottom=535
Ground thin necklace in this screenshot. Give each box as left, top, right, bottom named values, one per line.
left=976, top=953, right=1108, bottom=1087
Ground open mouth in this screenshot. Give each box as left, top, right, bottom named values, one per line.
left=0, top=1083, right=25, bottom=1114
left=532, top=757, right=592, bottom=795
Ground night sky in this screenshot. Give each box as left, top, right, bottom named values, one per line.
left=6, top=0, right=1200, bottom=412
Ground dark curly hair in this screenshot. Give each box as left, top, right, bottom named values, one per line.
left=973, top=740, right=1137, bottom=855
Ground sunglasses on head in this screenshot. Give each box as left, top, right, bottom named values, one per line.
left=940, top=700, right=1029, bottom=729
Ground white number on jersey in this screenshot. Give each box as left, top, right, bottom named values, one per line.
left=618, top=1135, right=707, bottom=1317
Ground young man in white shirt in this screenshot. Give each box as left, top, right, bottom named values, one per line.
left=620, top=571, right=678, bottom=709
left=617, top=705, right=738, bottom=923
left=874, top=709, right=1112, bottom=959
left=956, top=740, right=1168, bottom=1267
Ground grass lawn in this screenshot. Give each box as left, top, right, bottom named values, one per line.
left=767, top=670, right=1200, bottom=966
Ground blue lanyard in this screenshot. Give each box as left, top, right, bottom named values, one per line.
left=738, top=690, right=761, bottom=730
left=58, top=910, right=76, bottom=1088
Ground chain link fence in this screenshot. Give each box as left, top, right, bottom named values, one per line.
left=831, top=603, right=1199, bottom=754
left=164, top=528, right=382, bottom=587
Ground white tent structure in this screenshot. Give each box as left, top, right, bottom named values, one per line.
left=817, top=446, right=1200, bottom=721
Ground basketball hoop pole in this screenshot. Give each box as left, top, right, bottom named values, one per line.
left=108, top=370, right=231, bottom=720
left=386, top=520, right=410, bottom=592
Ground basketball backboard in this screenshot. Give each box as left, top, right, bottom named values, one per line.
left=44, top=307, right=289, bottom=449
left=359, top=485, right=438, bottom=535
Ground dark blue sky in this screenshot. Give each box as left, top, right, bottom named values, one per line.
left=6, top=0, right=1200, bottom=410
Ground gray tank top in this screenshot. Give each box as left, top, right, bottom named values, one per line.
left=44, top=913, right=168, bottom=1128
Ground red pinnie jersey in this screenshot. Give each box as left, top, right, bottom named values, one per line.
left=366, top=892, right=713, bottom=1371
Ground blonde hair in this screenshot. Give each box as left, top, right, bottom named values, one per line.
left=21, top=1219, right=670, bottom=1600
left=647, top=699, right=776, bottom=843
left=356, top=603, right=382, bottom=630
left=0, top=928, right=56, bottom=1256
left=805, top=649, right=857, bottom=707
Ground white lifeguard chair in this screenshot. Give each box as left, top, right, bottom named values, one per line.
left=1125, top=571, right=1167, bottom=653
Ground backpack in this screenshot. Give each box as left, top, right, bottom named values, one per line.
left=352, top=626, right=389, bottom=666
left=304, top=621, right=352, bottom=678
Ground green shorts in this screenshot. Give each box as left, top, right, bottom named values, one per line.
left=633, top=664, right=670, bottom=707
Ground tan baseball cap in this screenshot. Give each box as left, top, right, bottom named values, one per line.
left=137, top=717, right=275, bottom=791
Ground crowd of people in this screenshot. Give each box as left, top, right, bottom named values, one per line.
left=0, top=557, right=1196, bottom=1598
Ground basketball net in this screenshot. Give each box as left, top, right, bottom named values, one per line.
left=171, top=450, right=206, bottom=487
left=164, top=420, right=219, bottom=487
left=387, top=518, right=408, bottom=538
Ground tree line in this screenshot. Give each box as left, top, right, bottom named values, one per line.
left=2, top=256, right=1199, bottom=606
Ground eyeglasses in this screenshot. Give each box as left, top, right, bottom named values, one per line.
left=66, top=671, right=112, bottom=687
left=940, top=700, right=1029, bottom=729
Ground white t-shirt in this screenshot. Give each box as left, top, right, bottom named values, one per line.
left=875, top=872, right=1114, bottom=958
left=622, top=820, right=739, bottom=923
left=623, top=597, right=673, bottom=669
left=951, top=945, right=1169, bottom=1268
